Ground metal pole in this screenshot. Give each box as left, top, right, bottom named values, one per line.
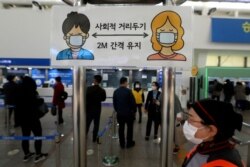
left=247, top=144, right=250, bottom=167
left=161, top=67, right=175, bottom=167
left=112, top=111, right=118, bottom=139
left=73, top=67, right=87, bottom=167
left=55, top=135, right=61, bottom=167
left=189, top=77, right=196, bottom=103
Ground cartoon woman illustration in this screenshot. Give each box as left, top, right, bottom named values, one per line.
left=147, top=11, right=186, bottom=61
left=56, top=12, right=94, bottom=60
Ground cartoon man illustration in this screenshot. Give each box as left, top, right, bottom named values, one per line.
left=56, top=12, right=94, bottom=60
left=147, top=11, right=186, bottom=61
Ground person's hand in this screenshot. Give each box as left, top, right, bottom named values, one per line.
left=155, top=100, right=160, bottom=106
left=176, top=117, right=183, bottom=122
left=176, top=112, right=183, bottom=122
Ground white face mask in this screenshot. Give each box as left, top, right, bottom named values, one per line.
left=157, top=32, right=177, bottom=44
left=68, top=35, right=86, bottom=47
left=152, top=86, right=157, bottom=90
left=135, top=84, right=140, bottom=88
left=183, top=121, right=206, bottom=145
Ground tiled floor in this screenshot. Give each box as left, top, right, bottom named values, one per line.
left=0, top=104, right=250, bottom=167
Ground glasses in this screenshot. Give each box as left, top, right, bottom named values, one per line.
left=182, top=111, right=206, bottom=125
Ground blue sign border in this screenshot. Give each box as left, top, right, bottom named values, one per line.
left=0, top=58, right=50, bottom=66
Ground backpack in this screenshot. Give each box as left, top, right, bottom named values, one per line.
left=37, top=97, right=49, bottom=118
left=60, top=91, right=68, bottom=101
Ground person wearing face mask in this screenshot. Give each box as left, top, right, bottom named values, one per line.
left=56, top=12, right=94, bottom=60
left=147, top=11, right=186, bottom=61
left=145, top=81, right=161, bottom=141
left=132, top=81, right=145, bottom=123
left=182, top=99, right=244, bottom=167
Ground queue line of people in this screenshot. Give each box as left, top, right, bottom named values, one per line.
left=2, top=75, right=67, bottom=163
left=3, top=74, right=245, bottom=166
left=86, top=76, right=245, bottom=166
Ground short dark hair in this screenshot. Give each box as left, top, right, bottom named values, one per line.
left=120, top=77, right=127, bottom=85
left=94, top=75, right=102, bottom=83
left=55, top=76, right=61, bottom=82
left=62, top=12, right=90, bottom=35
left=6, top=75, right=15, bottom=82
left=152, top=81, right=160, bottom=90
left=133, top=81, right=141, bottom=88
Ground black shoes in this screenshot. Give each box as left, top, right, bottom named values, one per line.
left=93, top=138, right=101, bottom=144
left=119, top=141, right=135, bottom=149
left=23, top=152, right=35, bottom=162
left=34, top=153, right=48, bottom=163
left=126, top=141, right=135, bottom=148
left=145, top=136, right=149, bottom=141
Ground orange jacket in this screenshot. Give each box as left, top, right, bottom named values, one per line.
left=183, top=146, right=245, bottom=167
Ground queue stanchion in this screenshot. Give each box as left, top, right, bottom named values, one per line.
left=55, top=107, right=61, bottom=167
left=101, top=115, right=119, bottom=166
left=55, top=134, right=61, bottom=167
left=112, top=111, right=118, bottom=139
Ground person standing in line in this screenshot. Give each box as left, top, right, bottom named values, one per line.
left=3, top=75, right=19, bottom=127
left=234, top=82, right=247, bottom=111
left=113, top=77, right=136, bottom=149
left=52, top=76, right=65, bottom=124
left=211, top=79, right=223, bottom=101
left=15, top=76, right=48, bottom=163
left=132, top=81, right=145, bottom=124
left=86, top=75, right=106, bottom=143
left=223, top=79, right=234, bottom=103
left=145, top=81, right=161, bottom=141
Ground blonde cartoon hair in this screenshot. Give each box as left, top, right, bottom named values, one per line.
left=151, top=11, right=184, bottom=51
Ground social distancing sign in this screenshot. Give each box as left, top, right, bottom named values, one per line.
left=51, top=6, right=192, bottom=67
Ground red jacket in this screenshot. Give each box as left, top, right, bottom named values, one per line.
left=52, top=82, right=65, bottom=109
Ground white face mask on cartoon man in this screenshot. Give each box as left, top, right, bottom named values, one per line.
left=183, top=121, right=207, bottom=145
left=68, top=35, right=86, bottom=47
left=157, top=32, right=177, bottom=44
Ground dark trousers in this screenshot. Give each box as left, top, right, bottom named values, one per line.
left=86, top=111, right=101, bottom=142
left=117, top=115, right=134, bottom=147
left=6, top=106, right=19, bottom=126
left=136, top=104, right=142, bottom=122
left=21, top=121, right=42, bottom=155
left=58, top=108, right=63, bottom=123
left=224, top=96, right=232, bottom=103
left=146, top=111, right=161, bottom=138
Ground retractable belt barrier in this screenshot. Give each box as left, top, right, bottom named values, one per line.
left=97, top=117, right=113, bottom=138
left=0, top=135, right=58, bottom=141
left=1, top=103, right=62, bottom=167
left=97, top=112, right=119, bottom=166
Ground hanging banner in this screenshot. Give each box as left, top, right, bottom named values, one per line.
left=51, top=6, right=192, bottom=67
left=212, top=18, right=250, bottom=43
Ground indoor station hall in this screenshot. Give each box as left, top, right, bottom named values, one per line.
left=0, top=94, right=250, bottom=167
left=1, top=0, right=250, bottom=167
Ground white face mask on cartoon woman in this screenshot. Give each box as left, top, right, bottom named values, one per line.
left=157, top=32, right=177, bottom=44
left=183, top=121, right=207, bottom=145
